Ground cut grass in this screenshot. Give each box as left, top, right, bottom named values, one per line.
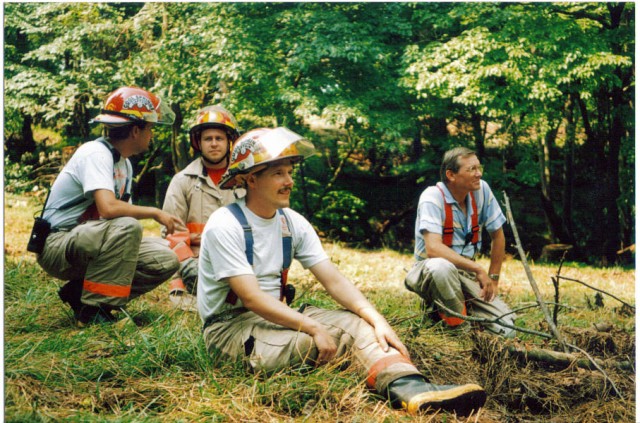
left=4, top=193, right=635, bottom=422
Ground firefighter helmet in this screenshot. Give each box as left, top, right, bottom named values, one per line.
left=220, top=127, right=315, bottom=189
left=90, top=86, right=175, bottom=125
left=189, top=105, right=239, bottom=152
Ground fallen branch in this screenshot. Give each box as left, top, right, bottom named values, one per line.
left=503, top=192, right=569, bottom=353
left=505, top=344, right=633, bottom=373
left=555, top=275, right=635, bottom=311
left=434, top=300, right=553, bottom=339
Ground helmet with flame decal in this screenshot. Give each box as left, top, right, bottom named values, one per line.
left=90, top=86, right=175, bottom=125
left=220, top=127, right=315, bottom=189
left=189, top=105, right=239, bottom=152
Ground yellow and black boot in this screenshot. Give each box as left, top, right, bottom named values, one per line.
left=386, top=375, right=486, bottom=417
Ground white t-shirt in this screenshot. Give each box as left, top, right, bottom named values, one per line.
left=197, top=198, right=328, bottom=323
left=43, top=138, right=132, bottom=229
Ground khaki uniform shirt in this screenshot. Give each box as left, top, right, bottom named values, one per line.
left=162, top=158, right=244, bottom=256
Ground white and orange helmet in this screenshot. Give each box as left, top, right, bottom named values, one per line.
left=220, top=127, right=315, bottom=189
left=189, top=105, right=240, bottom=152
left=90, top=86, right=175, bottom=126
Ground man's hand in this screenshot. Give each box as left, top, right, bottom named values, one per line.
left=311, top=327, right=338, bottom=366
left=373, top=320, right=411, bottom=359
left=477, top=272, right=497, bottom=302
left=156, top=211, right=185, bottom=235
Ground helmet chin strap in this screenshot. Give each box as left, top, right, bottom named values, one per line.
left=199, top=139, right=231, bottom=167
left=202, top=152, right=228, bottom=166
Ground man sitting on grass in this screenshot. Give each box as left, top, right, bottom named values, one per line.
left=197, top=127, right=487, bottom=416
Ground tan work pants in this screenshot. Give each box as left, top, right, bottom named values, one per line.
left=38, top=217, right=179, bottom=307
left=203, top=306, right=420, bottom=392
left=405, top=258, right=515, bottom=337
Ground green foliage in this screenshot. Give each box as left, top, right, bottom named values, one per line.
left=316, top=190, right=368, bottom=240
left=3, top=2, right=635, bottom=263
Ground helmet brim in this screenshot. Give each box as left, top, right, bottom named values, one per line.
left=220, top=155, right=304, bottom=190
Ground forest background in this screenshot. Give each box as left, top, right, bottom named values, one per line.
left=4, top=2, right=635, bottom=265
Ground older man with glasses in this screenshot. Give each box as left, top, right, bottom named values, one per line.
left=405, top=147, right=515, bottom=337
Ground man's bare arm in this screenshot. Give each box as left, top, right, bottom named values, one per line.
left=309, top=260, right=410, bottom=357
left=93, top=189, right=184, bottom=234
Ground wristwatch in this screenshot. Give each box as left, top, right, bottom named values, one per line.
left=489, top=274, right=500, bottom=282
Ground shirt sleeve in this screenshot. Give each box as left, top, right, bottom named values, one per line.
left=287, top=209, right=329, bottom=269
left=161, top=173, right=190, bottom=237
left=78, top=148, right=115, bottom=196
left=417, top=187, right=445, bottom=236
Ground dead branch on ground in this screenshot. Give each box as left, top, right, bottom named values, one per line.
left=434, top=300, right=552, bottom=339
left=555, top=275, right=635, bottom=311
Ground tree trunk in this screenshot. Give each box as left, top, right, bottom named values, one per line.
left=603, top=83, right=624, bottom=264
left=411, top=124, right=422, bottom=161
left=538, top=125, right=571, bottom=244
left=561, top=95, right=577, bottom=248
left=470, top=112, right=485, bottom=159
left=171, top=102, right=189, bottom=172
left=20, top=113, right=36, bottom=159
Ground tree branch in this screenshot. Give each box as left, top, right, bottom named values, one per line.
left=565, top=342, right=624, bottom=398
left=503, top=192, right=569, bottom=352
left=556, top=275, right=635, bottom=310
left=434, top=299, right=552, bottom=339
left=134, top=144, right=163, bottom=184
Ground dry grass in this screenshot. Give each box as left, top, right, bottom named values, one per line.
left=4, top=193, right=636, bottom=422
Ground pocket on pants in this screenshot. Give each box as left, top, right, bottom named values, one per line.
left=248, top=328, right=315, bottom=374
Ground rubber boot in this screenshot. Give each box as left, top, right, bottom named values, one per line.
left=74, top=305, right=117, bottom=326
left=58, top=279, right=83, bottom=314
left=58, top=279, right=117, bottom=326
left=385, top=374, right=486, bottom=417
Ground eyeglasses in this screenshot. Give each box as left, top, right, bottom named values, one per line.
left=463, top=165, right=483, bottom=174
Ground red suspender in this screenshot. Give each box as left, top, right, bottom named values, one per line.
left=436, top=185, right=479, bottom=248
left=437, top=186, right=455, bottom=247
left=470, top=193, right=479, bottom=244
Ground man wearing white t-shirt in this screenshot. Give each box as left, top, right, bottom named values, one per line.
left=36, top=87, right=184, bottom=326
left=197, top=128, right=487, bottom=417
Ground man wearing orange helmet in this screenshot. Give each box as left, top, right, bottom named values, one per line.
left=196, top=128, right=487, bottom=417
left=161, top=105, right=243, bottom=308
left=35, top=86, right=184, bottom=326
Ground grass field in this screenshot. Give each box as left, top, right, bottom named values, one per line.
left=4, top=193, right=636, bottom=422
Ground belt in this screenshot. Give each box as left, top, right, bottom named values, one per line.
left=202, top=307, right=248, bottom=331
left=202, top=303, right=310, bottom=332
left=50, top=227, right=72, bottom=233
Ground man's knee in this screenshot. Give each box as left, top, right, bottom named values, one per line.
left=112, top=217, right=143, bottom=240
left=180, top=257, right=199, bottom=293
left=426, top=258, right=458, bottom=281
left=156, top=249, right=180, bottom=279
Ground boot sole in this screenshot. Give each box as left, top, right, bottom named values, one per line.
left=408, top=383, right=487, bottom=417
